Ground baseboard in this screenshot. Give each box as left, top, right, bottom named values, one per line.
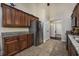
left=50, top=37, right=61, bottom=40
left=50, top=37, right=56, bottom=39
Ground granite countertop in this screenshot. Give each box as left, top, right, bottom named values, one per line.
left=1, top=31, right=33, bottom=38
left=68, top=34, right=79, bottom=55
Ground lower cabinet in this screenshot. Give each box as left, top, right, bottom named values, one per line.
left=19, top=35, right=28, bottom=50
left=70, top=45, right=77, bottom=56
left=3, top=34, right=33, bottom=56
left=4, top=36, right=19, bottom=56
left=27, top=34, right=33, bottom=48
left=67, top=35, right=78, bottom=56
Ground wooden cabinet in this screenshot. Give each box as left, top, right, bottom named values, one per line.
left=14, top=10, right=25, bottom=27
left=66, top=34, right=78, bottom=56
left=27, top=34, right=33, bottom=48
left=28, top=16, right=31, bottom=27
left=68, top=38, right=72, bottom=55
left=14, top=10, right=21, bottom=26
left=3, top=34, right=33, bottom=56
left=11, top=7, right=16, bottom=26
left=1, top=3, right=38, bottom=27
left=71, top=14, right=77, bottom=27
left=70, top=45, right=77, bottom=56
left=72, top=4, right=79, bottom=27
left=2, top=4, right=12, bottom=26
left=68, top=39, right=77, bottom=56
left=19, top=35, right=28, bottom=50
left=4, top=36, right=19, bottom=56
left=77, top=6, right=79, bottom=26
left=24, top=14, right=30, bottom=27
left=20, top=12, right=25, bottom=26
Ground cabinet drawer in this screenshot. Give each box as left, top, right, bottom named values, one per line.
left=4, top=36, right=18, bottom=42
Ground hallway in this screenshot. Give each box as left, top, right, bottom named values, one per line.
left=15, top=39, right=68, bottom=56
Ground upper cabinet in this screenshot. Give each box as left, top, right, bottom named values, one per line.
left=71, top=4, right=79, bottom=27
left=1, top=3, right=39, bottom=27
left=2, top=4, right=12, bottom=26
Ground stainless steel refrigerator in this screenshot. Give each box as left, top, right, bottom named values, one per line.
left=29, top=20, right=43, bottom=46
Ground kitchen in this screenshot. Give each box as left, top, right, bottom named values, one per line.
left=0, top=3, right=79, bottom=56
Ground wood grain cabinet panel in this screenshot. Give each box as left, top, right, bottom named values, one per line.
left=19, top=35, right=28, bottom=50
left=70, top=46, right=77, bottom=56
left=2, top=5, right=12, bottom=26
left=1, top=3, right=38, bottom=27
left=14, top=10, right=21, bottom=26
left=24, top=14, right=28, bottom=26
left=27, top=16, right=31, bottom=27
left=20, top=12, right=25, bottom=26
left=11, top=7, right=16, bottom=26
left=67, top=35, right=78, bottom=56
left=4, top=36, right=19, bottom=56
left=3, top=34, right=33, bottom=56
left=27, top=34, right=33, bottom=48
left=72, top=4, right=79, bottom=27
left=77, top=5, right=79, bottom=26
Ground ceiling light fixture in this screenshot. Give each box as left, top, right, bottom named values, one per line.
left=10, top=3, right=15, bottom=7
left=47, top=3, right=50, bottom=6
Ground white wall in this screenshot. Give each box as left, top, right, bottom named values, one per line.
left=49, top=3, right=76, bottom=41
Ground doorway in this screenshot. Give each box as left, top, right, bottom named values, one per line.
left=50, top=20, right=62, bottom=40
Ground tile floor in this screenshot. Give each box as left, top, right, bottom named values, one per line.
left=15, top=39, right=68, bottom=56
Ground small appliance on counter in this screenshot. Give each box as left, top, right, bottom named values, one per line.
left=72, top=27, right=79, bottom=35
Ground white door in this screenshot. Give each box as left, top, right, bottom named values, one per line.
left=50, top=22, right=55, bottom=37
left=43, top=21, right=50, bottom=42
left=50, top=20, right=62, bottom=39
left=55, top=22, right=62, bottom=35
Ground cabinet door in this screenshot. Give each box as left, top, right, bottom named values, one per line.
left=68, top=38, right=71, bottom=56
left=24, top=14, right=28, bottom=26
left=2, top=5, right=12, bottom=26
left=77, top=6, right=79, bottom=26
left=14, top=10, right=21, bottom=26
left=68, top=38, right=77, bottom=56
left=77, top=15, right=79, bottom=26
left=25, top=14, right=31, bottom=27
left=27, top=34, right=33, bottom=48
left=19, top=12, right=25, bottom=26
left=15, top=10, right=25, bottom=27
left=70, top=46, right=77, bottom=56
left=19, top=35, right=28, bottom=50
left=28, top=16, right=31, bottom=27
left=11, top=8, right=16, bottom=26
left=4, top=37, right=19, bottom=56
